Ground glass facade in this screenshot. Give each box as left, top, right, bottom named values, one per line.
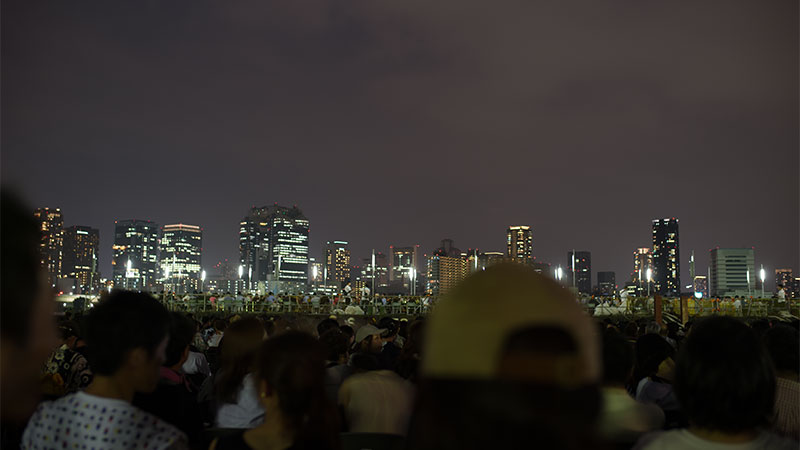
left=160, top=224, right=203, bottom=294
left=63, top=226, right=100, bottom=294
left=112, top=219, right=159, bottom=291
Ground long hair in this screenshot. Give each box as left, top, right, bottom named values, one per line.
left=254, top=331, right=340, bottom=450
left=215, top=317, right=264, bottom=404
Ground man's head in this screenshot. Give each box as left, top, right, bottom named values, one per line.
left=316, top=318, right=340, bottom=337
left=85, top=291, right=170, bottom=394
left=377, top=317, right=398, bottom=341
left=601, top=331, right=634, bottom=387
left=0, top=189, right=59, bottom=422
left=762, top=324, right=799, bottom=378
left=57, top=321, right=82, bottom=349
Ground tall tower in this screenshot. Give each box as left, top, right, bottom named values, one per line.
left=112, top=219, right=159, bottom=291
left=325, top=241, right=351, bottom=287
left=506, top=225, right=533, bottom=265
left=33, top=207, right=64, bottom=285
left=567, top=250, right=592, bottom=294
left=160, top=224, right=203, bottom=294
left=63, top=226, right=100, bottom=293
left=652, top=218, right=680, bottom=296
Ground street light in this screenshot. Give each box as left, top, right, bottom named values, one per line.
left=555, top=266, right=563, bottom=281
left=409, top=267, right=416, bottom=296
left=238, top=265, right=244, bottom=293
left=201, top=270, right=206, bottom=293
left=646, top=268, right=652, bottom=297
left=759, top=265, right=765, bottom=298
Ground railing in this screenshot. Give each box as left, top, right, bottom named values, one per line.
left=158, top=295, right=435, bottom=316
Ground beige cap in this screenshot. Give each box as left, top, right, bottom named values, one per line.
left=421, top=263, right=600, bottom=384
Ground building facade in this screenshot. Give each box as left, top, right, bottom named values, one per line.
left=709, top=248, right=755, bottom=297
left=597, top=271, right=616, bottom=296
left=112, top=219, right=159, bottom=291
left=567, top=250, right=592, bottom=294
left=389, top=245, right=419, bottom=289
left=652, top=218, right=680, bottom=296
left=325, top=240, right=351, bottom=288
left=62, top=226, right=100, bottom=294
left=506, top=225, right=533, bottom=265
left=239, top=205, right=310, bottom=293
left=33, top=207, right=64, bottom=285
left=775, top=269, right=798, bottom=298
left=159, top=224, right=203, bottom=294
left=426, top=239, right=467, bottom=296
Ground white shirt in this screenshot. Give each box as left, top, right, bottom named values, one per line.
left=182, top=351, right=211, bottom=376
left=777, top=289, right=786, bottom=301
left=22, top=391, right=186, bottom=449
left=338, top=370, right=414, bottom=436
left=634, top=429, right=797, bottom=450
left=344, top=305, right=365, bottom=315
left=215, top=373, right=265, bottom=428
left=207, top=332, right=224, bottom=348
left=598, top=387, right=664, bottom=442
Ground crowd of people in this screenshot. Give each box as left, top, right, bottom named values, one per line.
left=2, top=189, right=799, bottom=450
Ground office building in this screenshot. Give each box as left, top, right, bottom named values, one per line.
left=159, top=224, right=202, bottom=294
left=308, top=257, right=323, bottom=285
left=597, top=271, right=616, bottom=296
left=33, top=207, right=64, bottom=284
left=62, top=226, right=100, bottom=294
left=709, top=248, right=755, bottom=297
left=652, top=218, right=680, bottom=296
left=361, top=252, right=389, bottom=291
left=389, top=245, right=420, bottom=288
left=567, top=250, right=592, bottom=294
left=693, top=275, right=708, bottom=298
left=325, top=241, right=350, bottom=287
left=775, top=269, right=798, bottom=298
left=506, top=225, right=533, bottom=265
left=112, top=219, right=159, bottom=290
left=239, top=205, right=309, bottom=292
left=426, top=239, right=467, bottom=296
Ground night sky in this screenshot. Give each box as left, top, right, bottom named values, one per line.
left=2, top=0, right=798, bottom=289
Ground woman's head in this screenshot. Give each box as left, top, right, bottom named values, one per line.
left=254, top=332, right=339, bottom=449
left=216, top=316, right=265, bottom=403
left=675, top=317, right=775, bottom=433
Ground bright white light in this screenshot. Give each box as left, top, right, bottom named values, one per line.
left=759, top=267, right=765, bottom=282
left=126, top=259, right=132, bottom=271
left=238, top=265, right=244, bottom=278
left=694, top=291, right=703, bottom=299
left=312, top=266, right=318, bottom=279
left=201, top=270, right=206, bottom=281
left=646, top=268, right=652, bottom=282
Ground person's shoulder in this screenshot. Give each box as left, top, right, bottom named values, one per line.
left=756, top=431, right=799, bottom=450
left=132, top=405, right=188, bottom=448
left=632, top=429, right=683, bottom=450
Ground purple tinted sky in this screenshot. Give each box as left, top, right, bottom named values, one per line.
left=2, top=0, right=798, bottom=288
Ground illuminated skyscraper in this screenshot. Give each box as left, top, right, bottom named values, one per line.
left=652, top=218, right=680, bottom=296
left=506, top=225, right=533, bottom=265
left=33, top=207, right=64, bottom=285
left=325, top=241, right=350, bottom=287
left=389, top=245, right=419, bottom=290
left=597, top=271, right=616, bottom=296
left=775, top=269, right=797, bottom=298
left=159, top=224, right=203, bottom=294
left=112, top=219, right=159, bottom=290
left=710, top=248, right=754, bottom=297
left=239, top=205, right=310, bottom=292
left=426, top=239, right=467, bottom=296
left=566, top=250, right=591, bottom=294
left=361, top=252, right=389, bottom=291
left=63, top=226, right=100, bottom=293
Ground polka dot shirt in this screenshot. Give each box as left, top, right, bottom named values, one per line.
left=22, top=391, right=188, bottom=449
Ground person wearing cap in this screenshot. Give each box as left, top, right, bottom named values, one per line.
left=339, top=325, right=414, bottom=436
left=377, top=317, right=402, bottom=371
left=406, top=263, right=603, bottom=450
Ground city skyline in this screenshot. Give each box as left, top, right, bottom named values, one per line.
left=3, top=1, right=797, bottom=290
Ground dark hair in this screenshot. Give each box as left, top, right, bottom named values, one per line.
left=674, top=317, right=775, bottom=432
left=84, top=291, right=170, bottom=375
left=602, top=331, right=634, bottom=386
left=164, top=312, right=196, bottom=367
left=762, top=324, right=799, bottom=374
left=377, top=317, right=398, bottom=338
left=0, top=189, right=43, bottom=345
left=254, top=332, right=340, bottom=450
left=318, top=329, right=349, bottom=362
left=213, top=319, right=228, bottom=332
left=396, top=319, right=425, bottom=382
left=216, top=317, right=264, bottom=403
left=316, top=318, right=339, bottom=337
left=633, top=334, right=674, bottom=381
left=339, top=325, right=354, bottom=340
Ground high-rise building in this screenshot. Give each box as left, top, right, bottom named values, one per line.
left=693, top=275, right=708, bottom=298
left=360, top=252, right=389, bottom=291
left=325, top=241, right=350, bottom=288
left=239, top=205, right=310, bottom=292
left=308, top=257, right=323, bottom=285
left=567, top=250, right=591, bottom=294
left=62, top=226, right=100, bottom=294
left=775, top=269, right=797, bottom=298
left=159, top=224, right=202, bottom=294
left=506, top=226, right=533, bottom=265
left=33, top=207, right=64, bottom=285
left=632, top=248, right=653, bottom=282
left=426, top=239, right=467, bottom=296
left=710, top=248, right=755, bottom=297
left=597, top=271, right=616, bottom=296
left=652, top=218, right=680, bottom=296
left=389, top=246, right=420, bottom=287
left=112, top=219, right=159, bottom=291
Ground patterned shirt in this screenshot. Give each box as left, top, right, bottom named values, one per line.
left=42, top=344, right=93, bottom=396
left=22, top=391, right=187, bottom=449
left=773, top=377, right=800, bottom=441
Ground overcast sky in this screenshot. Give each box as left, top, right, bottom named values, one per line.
left=2, top=0, right=797, bottom=288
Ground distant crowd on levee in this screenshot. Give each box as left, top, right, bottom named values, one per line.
left=2, top=189, right=799, bottom=450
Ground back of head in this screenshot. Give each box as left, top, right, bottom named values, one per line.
left=163, top=313, right=197, bottom=368
left=216, top=316, right=264, bottom=403
left=85, top=291, right=170, bottom=376
left=634, top=334, right=674, bottom=379
left=675, top=317, right=775, bottom=433
left=255, top=332, right=339, bottom=450
left=410, top=264, right=601, bottom=450
left=0, top=189, right=44, bottom=345
left=316, top=318, right=339, bottom=337
left=762, top=324, right=799, bottom=376
left=602, top=331, right=634, bottom=386
left=318, top=329, right=349, bottom=363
